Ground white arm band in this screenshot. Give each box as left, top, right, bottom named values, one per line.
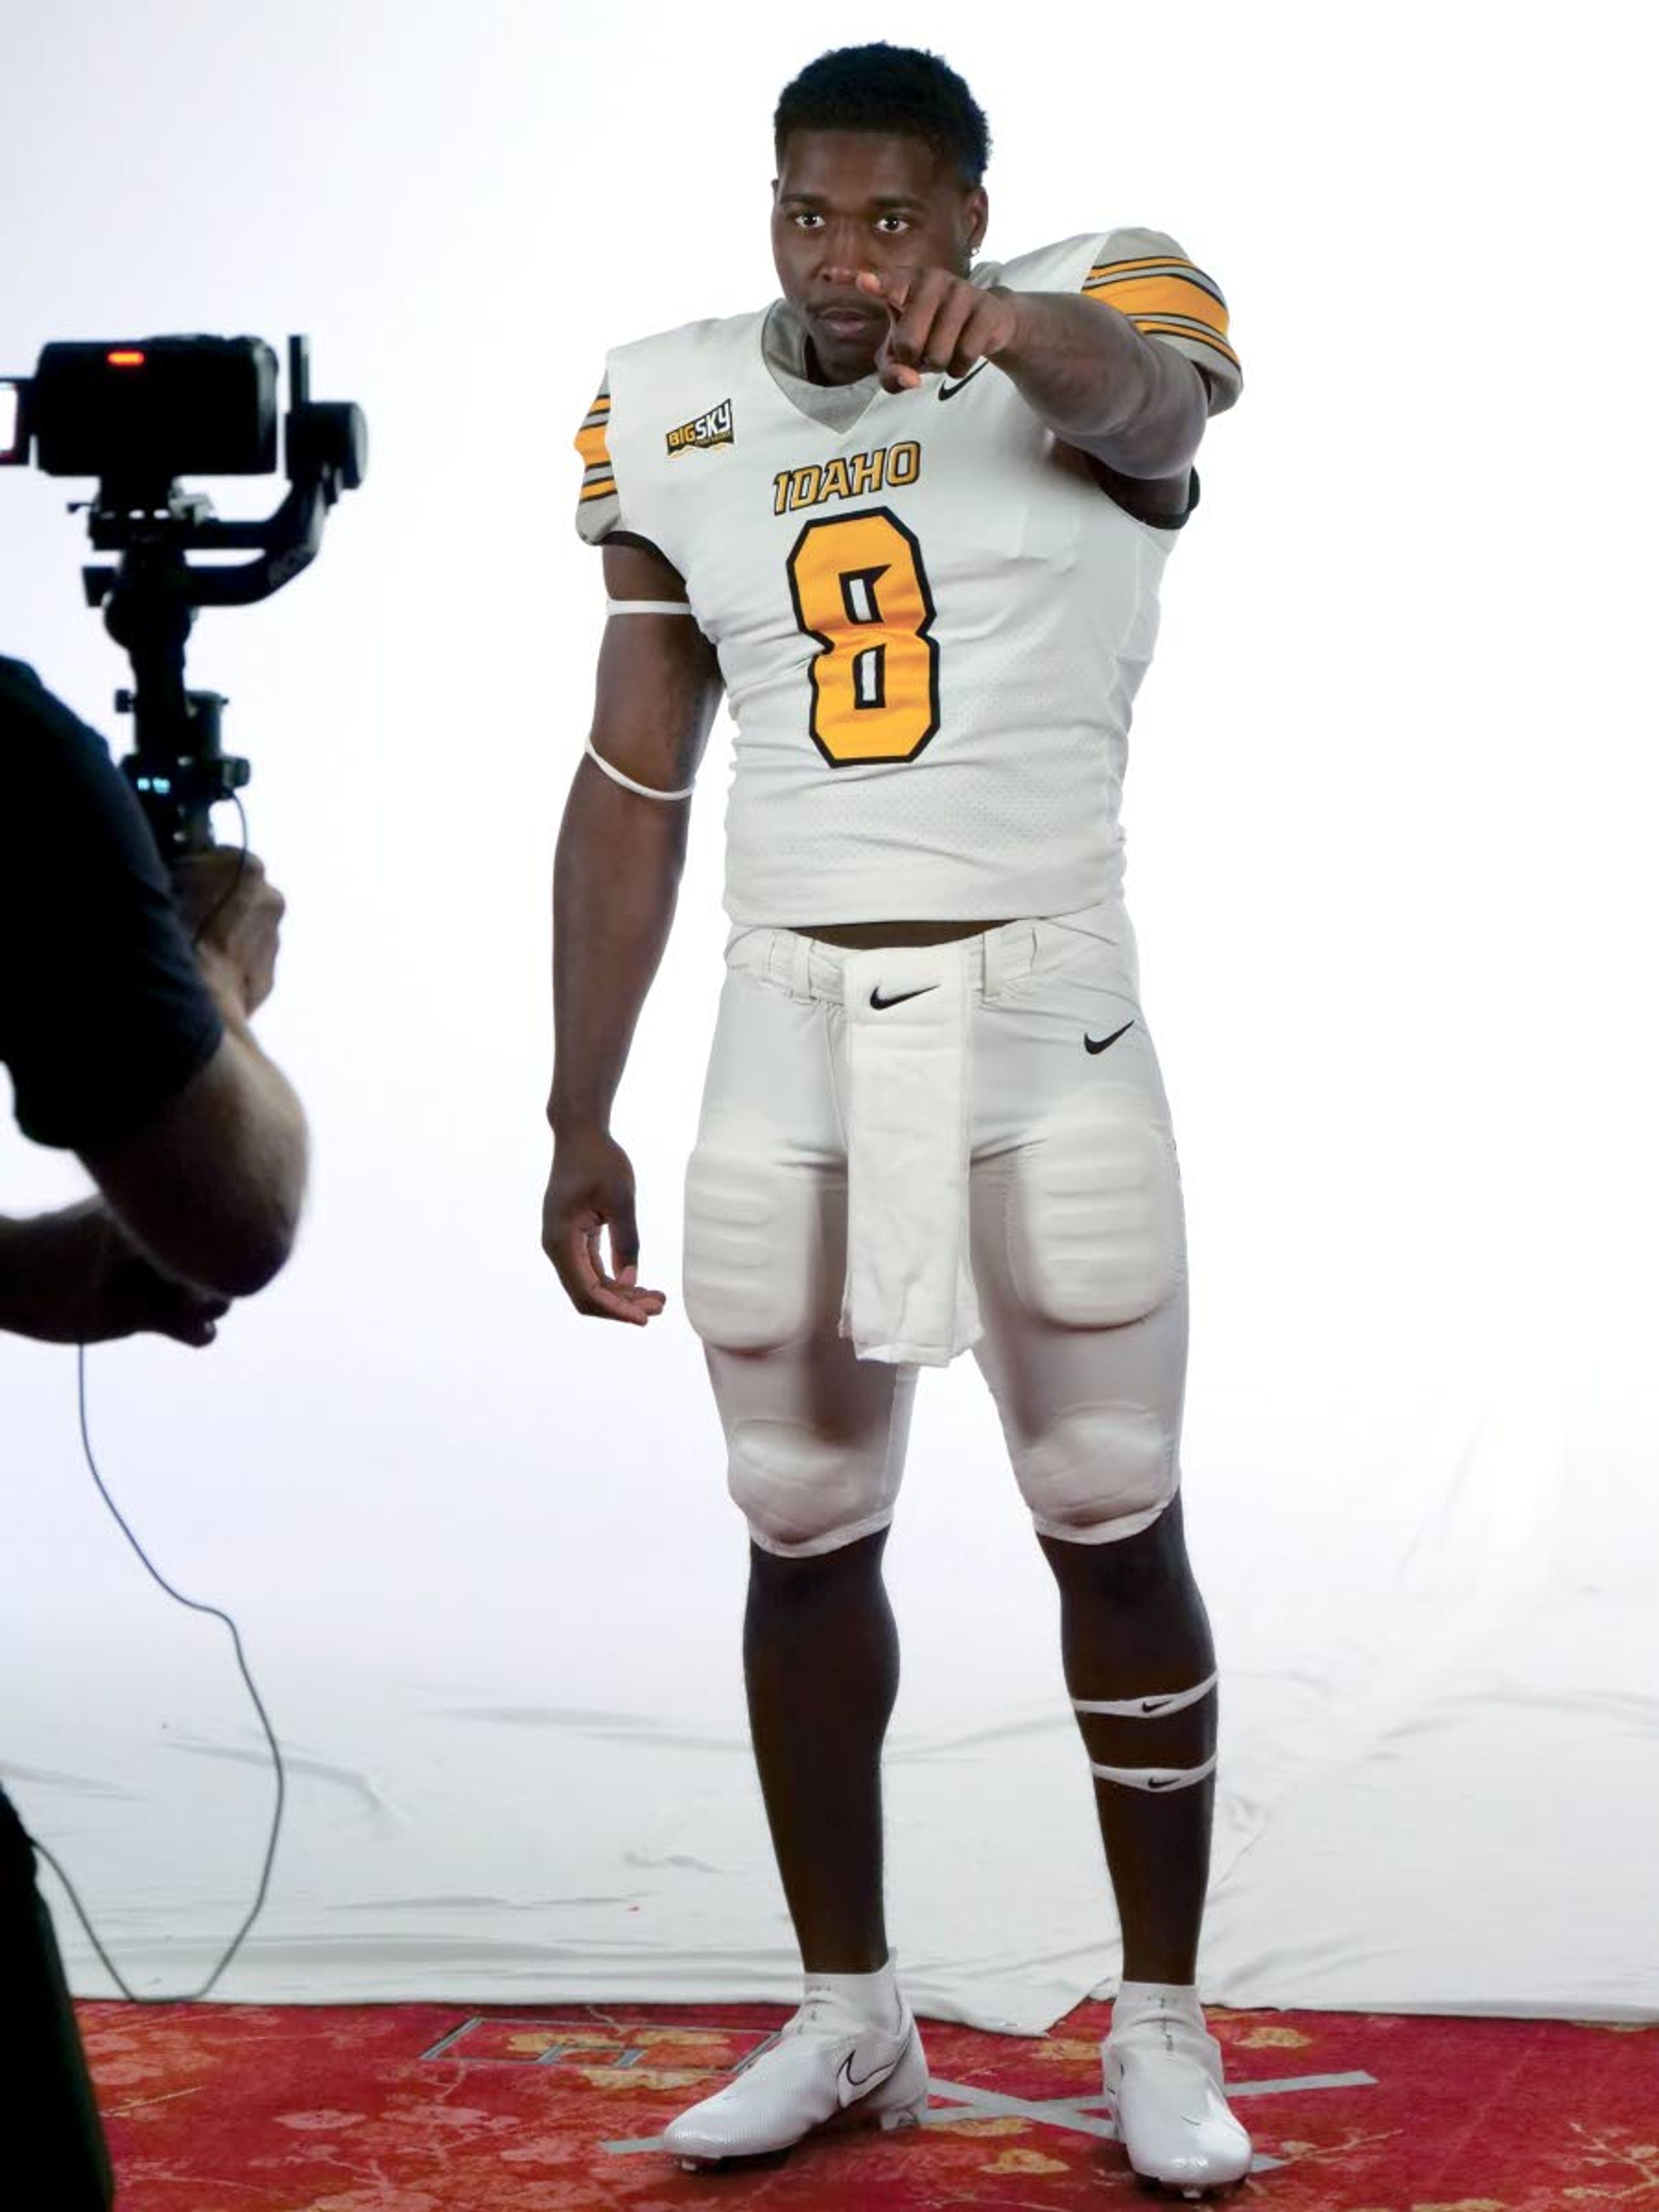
left=584, top=737, right=694, bottom=801
left=605, top=598, right=697, bottom=617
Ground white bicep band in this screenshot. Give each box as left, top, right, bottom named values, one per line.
left=605, top=598, right=697, bottom=616
left=584, top=737, right=695, bottom=802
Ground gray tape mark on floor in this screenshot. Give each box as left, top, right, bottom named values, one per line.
left=601, top=2061, right=1375, bottom=2159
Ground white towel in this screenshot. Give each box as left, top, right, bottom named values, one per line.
left=835, top=941, right=983, bottom=1366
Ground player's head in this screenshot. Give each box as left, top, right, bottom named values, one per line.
left=771, top=44, right=991, bottom=385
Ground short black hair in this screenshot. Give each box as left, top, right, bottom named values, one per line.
left=773, top=43, right=991, bottom=188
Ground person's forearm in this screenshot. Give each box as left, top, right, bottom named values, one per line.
left=200, top=950, right=309, bottom=1170
left=182, top=950, right=311, bottom=1274
left=548, top=762, right=688, bottom=1135
left=992, top=289, right=1208, bottom=477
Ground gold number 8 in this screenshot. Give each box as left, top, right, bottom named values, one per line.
left=786, top=508, right=940, bottom=764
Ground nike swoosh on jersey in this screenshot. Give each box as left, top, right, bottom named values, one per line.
left=938, top=360, right=990, bottom=400
left=871, top=984, right=938, bottom=1010
left=1084, top=1020, right=1136, bottom=1054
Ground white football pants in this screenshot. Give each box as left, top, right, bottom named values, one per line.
left=681, top=897, right=1189, bottom=1558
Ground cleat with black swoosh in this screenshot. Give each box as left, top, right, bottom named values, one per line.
left=1102, top=1996, right=1253, bottom=2197
left=662, top=1981, right=929, bottom=2165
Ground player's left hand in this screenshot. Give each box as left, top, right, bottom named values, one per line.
left=853, top=265, right=1021, bottom=393
left=3, top=1198, right=231, bottom=1348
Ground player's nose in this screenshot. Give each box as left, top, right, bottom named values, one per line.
left=808, top=216, right=867, bottom=269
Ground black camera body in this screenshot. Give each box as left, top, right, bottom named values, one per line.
left=2, top=335, right=365, bottom=861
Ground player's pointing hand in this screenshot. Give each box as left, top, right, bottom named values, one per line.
left=853, top=265, right=1021, bottom=393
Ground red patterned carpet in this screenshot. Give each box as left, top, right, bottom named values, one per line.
left=81, top=1996, right=1659, bottom=2210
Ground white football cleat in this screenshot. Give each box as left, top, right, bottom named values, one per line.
left=1103, top=2002, right=1254, bottom=2199
left=661, top=1982, right=929, bottom=2167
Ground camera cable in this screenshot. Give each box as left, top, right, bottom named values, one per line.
left=26, top=792, right=289, bottom=2002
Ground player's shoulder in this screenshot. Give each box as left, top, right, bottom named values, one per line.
left=575, top=306, right=769, bottom=548
left=606, top=304, right=767, bottom=383
left=982, top=225, right=1201, bottom=293
left=980, top=232, right=1113, bottom=292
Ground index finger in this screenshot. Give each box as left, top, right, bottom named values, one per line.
left=855, top=266, right=913, bottom=315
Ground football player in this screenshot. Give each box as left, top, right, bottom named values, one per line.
left=543, top=41, right=1249, bottom=2198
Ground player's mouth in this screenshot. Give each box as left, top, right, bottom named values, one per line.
left=812, top=304, right=883, bottom=343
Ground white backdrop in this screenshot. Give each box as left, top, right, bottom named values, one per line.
left=1, top=0, right=1654, bottom=2035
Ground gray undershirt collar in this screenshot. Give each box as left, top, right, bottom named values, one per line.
left=760, top=264, right=1004, bottom=435
left=760, top=297, right=878, bottom=434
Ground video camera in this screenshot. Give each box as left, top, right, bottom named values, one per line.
left=1, top=336, right=366, bottom=860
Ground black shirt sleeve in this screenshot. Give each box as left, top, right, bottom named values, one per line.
left=0, top=654, right=225, bottom=1154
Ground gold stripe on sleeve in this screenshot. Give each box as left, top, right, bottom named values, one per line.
left=1087, top=252, right=1208, bottom=281
left=1083, top=272, right=1231, bottom=337
left=575, top=421, right=613, bottom=467
left=1135, top=321, right=1242, bottom=371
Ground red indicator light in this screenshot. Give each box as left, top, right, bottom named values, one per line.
left=107, top=350, right=146, bottom=368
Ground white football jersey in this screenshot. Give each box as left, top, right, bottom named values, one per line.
left=573, top=229, right=1241, bottom=926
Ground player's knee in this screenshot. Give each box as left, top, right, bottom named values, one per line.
left=682, top=1140, right=817, bottom=1352
left=1014, top=1401, right=1176, bottom=1540
left=728, top=1416, right=893, bottom=1557
left=1006, top=1093, right=1182, bottom=1328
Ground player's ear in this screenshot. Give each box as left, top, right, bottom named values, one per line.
left=965, top=184, right=988, bottom=259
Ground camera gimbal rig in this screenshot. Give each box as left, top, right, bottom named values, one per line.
left=6, top=333, right=366, bottom=860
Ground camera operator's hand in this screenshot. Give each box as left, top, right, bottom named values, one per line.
left=0, top=1197, right=230, bottom=1348
left=171, top=848, right=286, bottom=1017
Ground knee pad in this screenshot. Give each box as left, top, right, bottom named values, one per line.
left=682, top=1136, right=820, bottom=1353
left=1005, top=1090, right=1182, bottom=1329
left=727, top=1414, right=899, bottom=1558
left=1014, top=1402, right=1176, bottom=1542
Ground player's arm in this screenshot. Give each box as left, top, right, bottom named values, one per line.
left=542, top=536, right=724, bottom=1322
left=863, top=265, right=1206, bottom=477
left=859, top=235, right=1238, bottom=518
left=985, top=290, right=1211, bottom=477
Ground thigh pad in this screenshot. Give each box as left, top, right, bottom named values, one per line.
left=1006, top=1087, right=1183, bottom=1329
left=682, top=1136, right=823, bottom=1354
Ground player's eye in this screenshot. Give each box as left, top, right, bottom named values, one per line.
left=792, top=212, right=824, bottom=230
left=874, top=215, right=910, bottom=233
